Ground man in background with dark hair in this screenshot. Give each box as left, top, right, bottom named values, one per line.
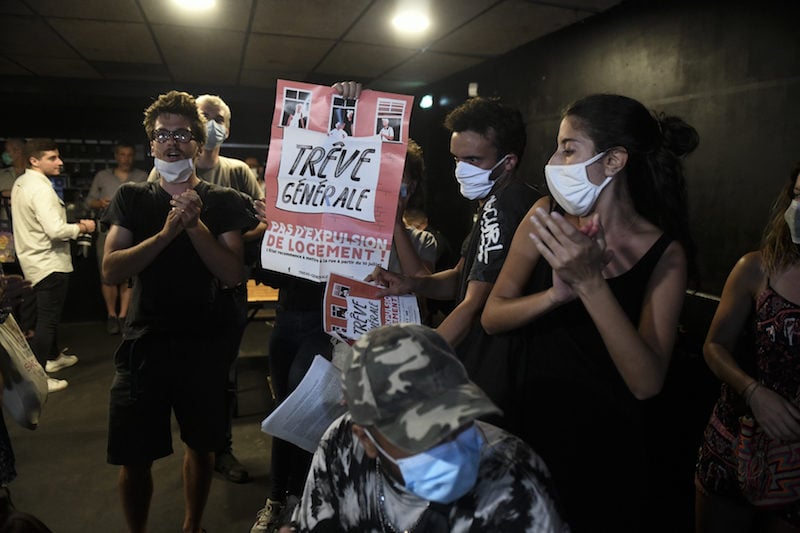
left=11, top=138, right=96, bottom=393
left=86, top=142, right=147, bottom=335
left=368, top=96, right=539, bottom=348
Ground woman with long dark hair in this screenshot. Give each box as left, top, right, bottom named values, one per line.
left=481, top=94, right=699, bottom=530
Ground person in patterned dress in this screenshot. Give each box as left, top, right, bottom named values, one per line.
left=696, top=161, right=800, bottom=531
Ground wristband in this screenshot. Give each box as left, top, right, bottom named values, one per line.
left=742, top=380, right=761, bottom=407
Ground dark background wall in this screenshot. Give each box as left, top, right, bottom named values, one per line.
left=410, top=0, right=800, bottom=295
left=399, top=5, right=797, bottom=524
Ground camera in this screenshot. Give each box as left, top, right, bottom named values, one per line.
left=76, top=232, right=93, bottom=258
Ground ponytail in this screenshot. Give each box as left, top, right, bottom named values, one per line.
left=633, top=113, right=700, bottom=280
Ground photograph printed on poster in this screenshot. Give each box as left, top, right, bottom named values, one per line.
left=332, top=282, right=351, bottom=299
left=281, top=88, right=311, bottom=129
left=375, top=98, right=406, bottom=143
left=330, top=95, right=357, bottom=137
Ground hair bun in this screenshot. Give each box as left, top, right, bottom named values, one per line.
left=657, top=114, right=699, bottom=157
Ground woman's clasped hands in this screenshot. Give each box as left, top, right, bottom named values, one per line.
left=528, top=208, right=612, bottom=303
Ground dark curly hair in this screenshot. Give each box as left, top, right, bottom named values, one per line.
left=143, top=90, right=207, bottom=148
left=404, top=139, right=425, bottom=185
left=563, top=94, right=699, bottom=278
left=444, top=97, right=526, bottom=162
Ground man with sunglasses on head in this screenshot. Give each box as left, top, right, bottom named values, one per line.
left=102, top=90, right=255, bottom=533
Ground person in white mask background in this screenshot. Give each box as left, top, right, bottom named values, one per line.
left=365, top=96, right=539, bottom=350
left=481, top=94, right=699, bottom=531
left=86, top=142, right=148, bottom=336
left=191, top=93, right=264, bottom=485
left=102, top=90, right=255, bottom=533
left=275, top=323, right=567, bottom=532
left=695, top=162, right=800, bottom=532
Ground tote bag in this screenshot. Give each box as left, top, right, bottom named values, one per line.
left=0, top=315, right=47, bottom=429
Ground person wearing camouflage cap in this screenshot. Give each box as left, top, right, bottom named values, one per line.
left=277, top=324, right=568, bottom=532
left=343, top=322, right=499, bottom=455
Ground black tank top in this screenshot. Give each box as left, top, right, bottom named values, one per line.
left=521, top=233, right=673, bottom=419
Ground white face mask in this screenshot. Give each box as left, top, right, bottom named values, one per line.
left=454, top=155, right=508, bottom=201
left=545, top=151, right=612, bottom=216
left=204, top=120, right=227, bottom=150
left=154, top=157, right=194, bottom=184
left=784, top=199, right=800, bottom=244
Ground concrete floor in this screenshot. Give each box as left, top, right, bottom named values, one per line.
left=6, top=318, right=276, bottom=533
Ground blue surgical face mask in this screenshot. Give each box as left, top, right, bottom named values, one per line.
left=1, top=152, right=12, bottom=166
left=366, top=425, right=483, bottom=504
left=204, top=120, right=227, bottom=150
left=454, top=155, right=508, bottom=200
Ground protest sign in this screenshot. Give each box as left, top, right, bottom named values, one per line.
left=323, top=272, right=420, bottom=342
left=262, top=80, right=414, bottom=283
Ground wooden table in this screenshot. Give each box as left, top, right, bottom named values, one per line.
left=246, top=279, right=279, bottom=323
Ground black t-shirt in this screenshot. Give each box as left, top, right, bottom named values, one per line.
left=458, top=178, right=540, bottom=301
left=104, top=180, right=253, bottom=335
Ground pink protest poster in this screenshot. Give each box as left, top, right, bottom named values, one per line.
left=323, top=273, right=420, bottom=343
left=261, top=80, right=414, bottom=283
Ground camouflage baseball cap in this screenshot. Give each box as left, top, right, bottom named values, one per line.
left=342, top=323, right=501, bottom=454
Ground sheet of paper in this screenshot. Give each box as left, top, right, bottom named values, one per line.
left=260, top=355, right=347, bottom=453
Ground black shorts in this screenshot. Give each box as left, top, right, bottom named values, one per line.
left=107, top=332, right=228, bottom=465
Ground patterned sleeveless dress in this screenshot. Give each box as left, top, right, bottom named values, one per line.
left=695, top=285, right=800, bottom=524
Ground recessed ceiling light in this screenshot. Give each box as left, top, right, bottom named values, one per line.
left=173, top=0, right=215, bottom=9
left=392, top=10, right=430, bottom=33
left=419, top=95, right=433, bottom=109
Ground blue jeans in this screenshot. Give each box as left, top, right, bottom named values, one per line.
left=30, top=272, right=70, bottom=366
